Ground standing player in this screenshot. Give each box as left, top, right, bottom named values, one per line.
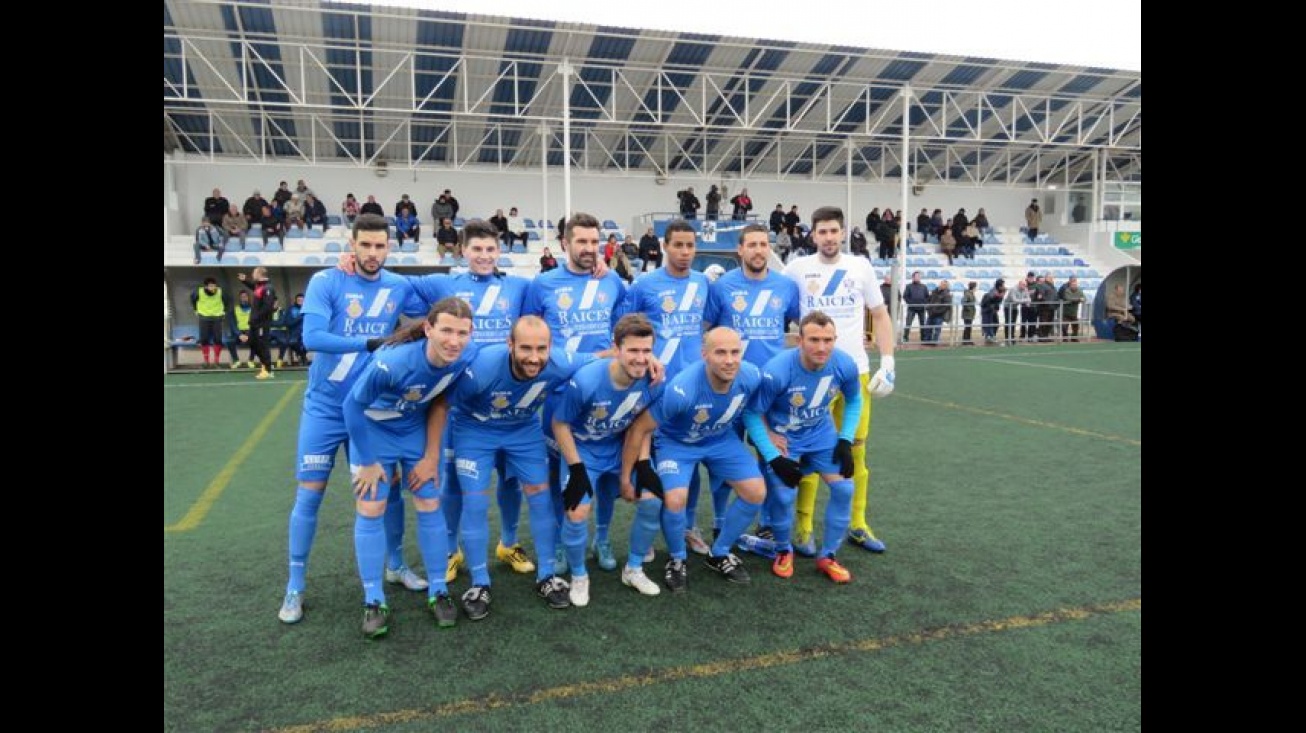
left=343, top=297, right=477, bottom=637
left=549, top=314, right=662, bottom=606
left=743, top=311, right=862, bottom=582
left=704, top=223, right=801, bottom=540
left=277, top=213, right=420, bottom=624
left=620, top=327, right=766, bottom=592
left=783, top=206, right=896, bottom=556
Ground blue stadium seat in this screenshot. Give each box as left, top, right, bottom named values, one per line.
left=324, top=256, right=339, bottom=266
left=307, top=228, right=325, bottom=239
left=452, top=217, right=465, bottom=227
left=528, top=230, right=541, bottom=241
left=524, top=218, right=536, bottom=229
left=264, top=241, right=283, bottom=253
left=324, top=241, right=342, bottom=253
left=385, top=216, right=396, bottom=227
left=399, top=255, right=418, bottom=265
left=244, top=241, right=264, bottom=253
left=303, top=255, right=322, bottom=266
left=243, top=255, right=261, bottom=265
left=497, top=256, right=515, bottom=268
left=926, top=270, right=939, bottom=279
left=399, top=241, right=418, bottom=253
left=510, top=243, right=526, bottom=254
left=287, top=227, right=305, bottom=239
left=602, top=220, right=619, bottom=231
left=327, top=215, right=342, bottom=227
left=224, top=240, right=244, bottom=253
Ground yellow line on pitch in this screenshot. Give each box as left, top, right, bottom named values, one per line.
left=266, top=597, right=1141, bottom=733
left=897, top=392, right=1141, bottom=446
left=165, top=382, right=302, bottom=533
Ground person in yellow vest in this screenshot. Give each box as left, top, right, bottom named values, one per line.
left=225, top=290, right=254, bottom=368
left=190, top=278, right=232, bottom=368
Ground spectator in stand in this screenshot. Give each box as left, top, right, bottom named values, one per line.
left=705, top=185, right=722, bottom=221
left=538, top=247, right=558, bottom=272
left=394, top=194, right=416, bottom=218
left=939, top=227, right=957, bottom=265
left=790, top=226, right=812, bottom=257
left=961, top=282, right=978, bottom=345
left=243, top=189, right=268, bottom=226
left=503, top=207, right=530, bottom=249
left=901, top=271, right=929, bottom=344
left=973, top=208, right=990, bottom=232
left=431, top=192, right=455, bottom=224
left=603, top=233, right=620, bottom=265
left=930, top=208, right=945, bottom=239
left=866, top=207, right=881, bottom=233
left=270, top=198, right=286, bottom=225
left=489, top=209, right=509, bottom=239
left=204, top=189, right=229, bottom=227
left=637, top=227, right=662, bottom=271
left=359, top=195, right=385, bottom=218
left=1036, top=274, right=1058, bottom=341
left=221, top=205, right=247, bottom=249
left=284, top=194, right=305, bottom=230
left=435, top=218, right=460, bottom=258
left=621, top=235, right=643, bottom=274
left=304, top=194, right=328, bottom=231
left=769, top=204, right=786, bottom=235
left=194, top=220, right=224, bottom=264
left=341, top=193, right=361, bottom=226
left=677, top=187, right=701, bottom=219
left=1058, top=276, right=1086, bottom=341
left=875, top=216, right=897, bottom=261
left=395, top=208, right=421, bottom=245
left=981, top=280, right=1005, bottom=344
left=784, top=206, right=801, bottom=235
left=924, top=280, right=952, bottom=346
left=849, top=226, right=870, bottom=259
left=272, top=181, right=292, bottom=207
left=259, top=205, right=286, bottom=248
left=775, top=227, right=793, bottom=262
left=730, top=188, right=752, bottom=220
left=1025, top=199, right=1042, bottom=240
left=916, top=209, right=931, bottom=241
left=294, top=179, right=312, bottom=197
left=191, top=278, right=231, bottom=368
left=880, top=275, right=893, bottom=310
left=1007, top=275, right=1035, bottom=342
left=1105, top=283, right=1132, bottom=324
left=443, top=189, right=461, bottom=219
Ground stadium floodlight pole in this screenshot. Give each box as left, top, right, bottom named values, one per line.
left=895, top=84, right=912, bottom=338
left=559, top=58, right=574, bottom=220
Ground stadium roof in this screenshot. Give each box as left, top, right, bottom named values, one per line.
left=164, top=1, right=1141, bottom=188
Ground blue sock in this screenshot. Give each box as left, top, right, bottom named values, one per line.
left=416, top=507, right=449, bottom=596
left=461, top=491, right=492, bottom=587
left=497, top=475, right=522, bottom=547
left=442, top=466, right=462, bottom=553
left=354, top=513, right=387, bottom=605
left=547, top=453, right=564, bottom=528
left=628, top=498, right=662, bottom=569
left=287, top=487, right=324, bottom=593
left=711, top=479, right=731, bottom=531
left=384, top=494, right=406, bottom=571
left=595, top=475, right=617, bottom=545
left=768, top=477, right=796, bottom=552
left=685, top=467, right=704, bottom=528
left=661, top=504, right=688, bottom=560
left=527, top=490, right=558, bottom=581
left=711, top=496, right=763, bottom=557
left=563, top=517, right=589, bottom=577
left=821, top=479, right=855, bottom=557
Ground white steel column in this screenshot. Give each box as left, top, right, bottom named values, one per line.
left=559, top=59, right=574, bottom=220
left=894, top=85, right=911, bottom=334
left=845, top=141, right=853, bottom=251
left=540, top=122, right=549, bottom=239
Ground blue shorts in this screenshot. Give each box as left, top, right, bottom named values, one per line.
left=653, top=435, right=761, bottom=491
left=295, top=396, right=348, bottom=482
left=778, top=428, right=841, bottom=477
left=346, top=457, right=441, bottom=502
left=347, top=423, right=438, bottom=501
left=558, top=461, right=621, bottom=508
left=450, top=421, right=549, bottom=493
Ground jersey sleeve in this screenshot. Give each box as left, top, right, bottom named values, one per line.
left=552, top=379, right=587, bottom=426
left=859, top=260, right=885, bottom=310
left=703, top=280, right=725, bottom=328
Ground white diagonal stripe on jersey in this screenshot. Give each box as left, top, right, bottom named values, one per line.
left=365, top=288, right=393, bottom=318
left=363, top=408, right=404, bottom=421
left=739, top=339, right=750, bottom=356
left=328, top=352, right=359, bottom=382
left=677, top=282, right=699, bottom=311
left=475, top=284, right=501, bottom=316
left=658, top=337, right=680, bottom=364
left=749, top=289, right=773, bottom=316
left=565, top=336, right=583, bottom=353
left=714, top=394, right=746, bottom=426
left=578, top=279, right=601, bottom=310
left=515, top=382, right=547, bottom=408
left=609, top=391, right=644, bottom=424
left=809, top=375, right=834, bottom=408
left=423, top=372, right=456, bottom=401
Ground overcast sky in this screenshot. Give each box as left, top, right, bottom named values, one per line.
left=376, top=0, right=1141, bottom=71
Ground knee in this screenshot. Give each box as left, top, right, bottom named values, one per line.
left=663, top=490, right=687, bottom=512
left=566, top=504, right=591, bottom=523
left=356, top=499, right=387, bottom=518
left=736, top=479, right=766, bottom=504
left=413, top=497, right=441, bottom=513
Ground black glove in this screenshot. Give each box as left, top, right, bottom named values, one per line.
left=366, top=338, right=385, bottom=352
left=833, top=439, right=854, bottom=478
left=768, top=455, right=804, bottom=487
left=633, top=459, right=664, bottom=499
left=563, top=462, right=593, bottom=511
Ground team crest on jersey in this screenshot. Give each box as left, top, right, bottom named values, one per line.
left=346, top=297, right=365, bottom=319
left=591, top=405, right=608, bottom=420
left=806, top=280, right=822, bottom=295
left=497, top=297, right=509, bottom=312
left=661, top=296, right=677, bottom=313
left=403, top=386, right=424, bottom=402
left=384, top=300, right=396, bottom=314
left=491, top=394, right=510, bottom=410
left=789, top=392, right=806, bottom=407
left=557, top=291, right=573, bottom=310
left=597, top=291, right=608, bottom=304
left=693, top=408, right=710, bottom=424
left=770, top=296, right=783, bottom=310
left=732, top=294, right=747, bottom=312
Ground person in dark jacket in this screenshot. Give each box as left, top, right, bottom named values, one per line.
left=901, top=271, right=930, bottom=343
left=705, top=185, right=721, bottom=221
left=729, top=188, right=752, bottom=220
left=237, top=267, right=277, bottom=379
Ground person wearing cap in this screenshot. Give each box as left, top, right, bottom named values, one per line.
left=1025, top=198, right=1042, bottom=240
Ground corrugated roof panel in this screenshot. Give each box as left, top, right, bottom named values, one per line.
left=939, top=61, right=991, bottom=87
left=1058, top=71, right=1109, bottom=95
left=879, top=53, right=932, bottom=82
left=415, top=10, right=465, bottom=48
